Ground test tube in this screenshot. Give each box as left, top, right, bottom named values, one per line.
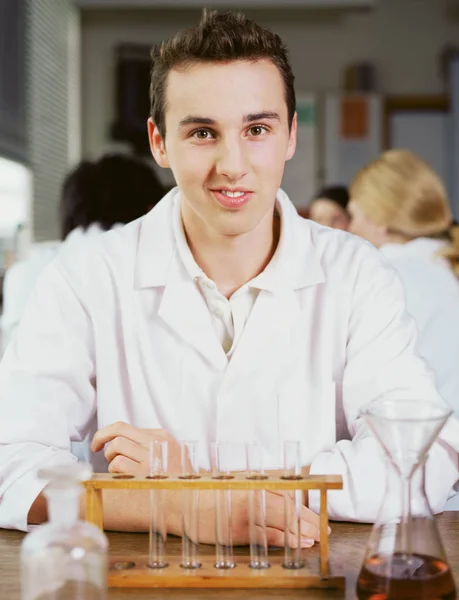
left=180, top=440, right=202, bottom=569
left=246, top=442, right=270, bottom=570
left=282, top=440, right=305, bottom=570
left=211, top=442, right=236, bottom=569
left=147, top=440, right=168, bottom=569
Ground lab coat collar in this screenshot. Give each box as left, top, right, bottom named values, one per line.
left=134, top=187, right=325, bottom=291
left=134, top=188, right=178, bottom=289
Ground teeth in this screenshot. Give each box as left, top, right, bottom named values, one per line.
left=221, top=190, right=245, bottom=198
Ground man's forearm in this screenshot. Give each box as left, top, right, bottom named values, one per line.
left=101, top=488, right=238, bottom=542
left=101, top=488, right=183, bottom=533
left=28, top=487, right=215, bottom=539
left=27, top=466, right=311, bottom=539
left=27, top=488, right=176, bottom=532
left=98, top=468, right=311, bottom=537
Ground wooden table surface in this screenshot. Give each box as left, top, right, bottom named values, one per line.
left=2, top=512, right=459, bottom=599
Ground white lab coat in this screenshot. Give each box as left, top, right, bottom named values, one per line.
left=0, top=188, right=458, bottom=531
left=380, top=238, right=459, bottom=509
left=379, top=239, right=459, bottom=418
left=1, top=225, right=109, bottom=353
left=1, top=241, right=61, bottom=353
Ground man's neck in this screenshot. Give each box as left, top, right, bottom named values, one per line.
left=182, top=209, right=280, bottom=299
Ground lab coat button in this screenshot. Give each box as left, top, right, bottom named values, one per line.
left=222, top=339, right=232, bottom=353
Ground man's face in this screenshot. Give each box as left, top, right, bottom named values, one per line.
left=149, top=59, right=297, bottom=237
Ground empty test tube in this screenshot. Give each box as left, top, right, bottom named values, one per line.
left=148, top=440, right=168, bottom=569
left=211, top=442, right=235, bottom=569
left=246, top=442, right=270, bottom=569
left=180, top=440, right=202, bottom=569
left=282, top=440, right=305, bottom=569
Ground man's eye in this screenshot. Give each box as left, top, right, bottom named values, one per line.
left=248, top=125, right=267, bottom=137
left=193, top=129, right=213, bottom=140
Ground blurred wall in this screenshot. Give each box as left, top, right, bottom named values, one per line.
left=81, top=0, right=459, bottom=170
left=29, top=0, right=81, bottom=241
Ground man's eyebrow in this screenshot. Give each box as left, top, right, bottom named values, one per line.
left=178, top=116, right=216, bottom=128
left=178, top=111, right=281, bottom=128
left=244, top=111, right=280, bottom=123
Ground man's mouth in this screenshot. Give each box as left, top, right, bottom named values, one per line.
left=219, top=190, right=246, bottom=198
left=211, top=188, right=253, bottom=209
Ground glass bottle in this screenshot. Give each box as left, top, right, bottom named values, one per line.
left=21, top=463, right=108, bottom=600
left=356, top=398, right=456, bottom=600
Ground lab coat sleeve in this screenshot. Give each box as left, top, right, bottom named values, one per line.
left=308, top=246, right=459, bottom=522
left=1, top=262, right=35, bottom=353
left=0, top=260, right=96, bottom=530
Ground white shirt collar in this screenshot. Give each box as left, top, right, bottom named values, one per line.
left=171, top=189, right=294, bottom=292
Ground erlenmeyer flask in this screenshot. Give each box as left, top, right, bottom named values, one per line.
left=356, top=399, right=456, bottom=600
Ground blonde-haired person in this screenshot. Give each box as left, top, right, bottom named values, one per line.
left=349, top=150, right=459, bottom=509
left=349, top=150, right=459, bottom=425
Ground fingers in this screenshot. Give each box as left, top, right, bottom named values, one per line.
left=91, top=423, right=183, bottom=475
left=104, top=436, right=147, bottom=465
left=266, top=527, right=314, bottom=549
left=108, top=455, right=144, bottom=475
left=91, top=421, right=145, bottom=452
left=265, top=491, right=321, bottom=542
left=91, top=422, right=171, bottom=453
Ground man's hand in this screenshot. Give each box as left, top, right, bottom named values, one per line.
left=91, top=422, right=328, bottom=547
left=91, top=421, right=185, bottom=474
left=231, top=490, right=322, bottom=548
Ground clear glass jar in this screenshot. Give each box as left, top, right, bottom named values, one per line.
left=21, top=463, right=108, bottom=600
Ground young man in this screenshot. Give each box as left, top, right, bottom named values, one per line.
left=0, top=11, right=457, bottom=543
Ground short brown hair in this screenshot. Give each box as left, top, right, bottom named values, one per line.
left=149, top=9, right=296, bottom=139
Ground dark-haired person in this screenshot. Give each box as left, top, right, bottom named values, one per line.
left=309, top=185, right=350, bottom=231
left=0, top=10, right=457, bottom=544
left=2, top=153, right=164, bottom=348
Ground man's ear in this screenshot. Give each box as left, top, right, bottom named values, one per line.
left=148, top=118, right=170, bottom=168
left=286, top=112, right=297, bottom=162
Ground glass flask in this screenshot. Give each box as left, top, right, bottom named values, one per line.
left=21, top=463, right=108, bottom=600
left=356, top=399, right=456, bottom=600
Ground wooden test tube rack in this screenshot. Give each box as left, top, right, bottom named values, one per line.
left=84, top=473, right=344, bottom=590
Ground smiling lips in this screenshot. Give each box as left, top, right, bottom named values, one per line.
left=211, top=188, right=253, bottom=209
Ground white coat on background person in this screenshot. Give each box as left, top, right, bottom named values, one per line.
left=1, top=240, right=60, bottom=353
left=379, top=238, right=459, bottom=420
left=0, top=187, right=458, bottom=531
left=379, top=239, right=459, bottom=510
left=1, top=226, right=102, bottom=353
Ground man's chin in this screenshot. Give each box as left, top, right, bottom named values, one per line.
left=212, top=217, right=262, bottom=238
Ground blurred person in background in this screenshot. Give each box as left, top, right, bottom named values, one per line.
left=348, top=149, right=459, bottom=426
left=309, top=185, right=350, bottom=230
left=1, top=153, right=165, bottom=351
